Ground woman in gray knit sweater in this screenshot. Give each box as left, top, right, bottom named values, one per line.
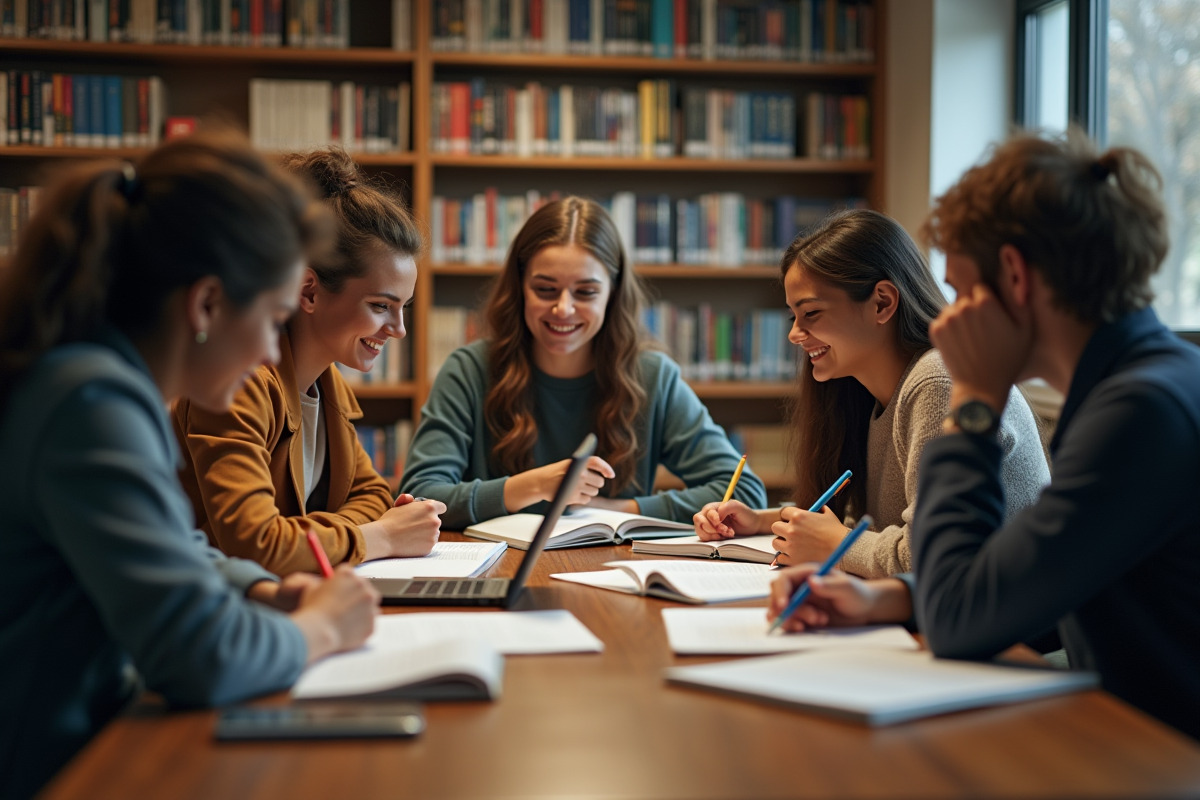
left=694, top=210, right=1049, bottom=579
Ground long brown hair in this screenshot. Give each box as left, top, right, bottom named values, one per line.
left=483, top=197, right=649, bottom=493
left=280, top=147, right=422, bottom=291
left=783, top=209, right=946, bottom=517
left=0, top=128, right=325, bottom=412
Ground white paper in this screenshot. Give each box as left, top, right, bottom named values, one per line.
left=551, top=568, right=643, bottom=594
left=292, top=637, right=502, bottom=700
left=365, top=609, right=604, bottom=655
left=611, top=560, right=776, bottom=602
left=662, top=608, right=919, bottom=654
left=354, top=541, right=507, bottom=579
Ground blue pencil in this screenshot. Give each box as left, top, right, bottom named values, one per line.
left=767, top=514, right=874, bottom=634
left=807, top=469, right=852, bottom=514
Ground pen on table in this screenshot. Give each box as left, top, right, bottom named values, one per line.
left=305, top=526, right=335, bottom=578
left=769, top=469, right=853, bottom=567
left=767, top=514, right=873, bottom=634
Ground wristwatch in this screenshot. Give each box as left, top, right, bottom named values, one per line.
left=946, top=399, right=1001, bottom=437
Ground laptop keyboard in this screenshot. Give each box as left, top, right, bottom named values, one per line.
left=402, top=579, right=506, bottom=597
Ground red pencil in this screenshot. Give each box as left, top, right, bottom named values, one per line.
left=305, top=527, right=334, bottom=578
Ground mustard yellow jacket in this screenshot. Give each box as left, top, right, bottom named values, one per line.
left=172, top=331, right=391, bottom=575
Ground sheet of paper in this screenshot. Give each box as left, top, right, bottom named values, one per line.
left=292, top=637, right=502, bottom=700
left=365, top=609, right=604, bottom=655
left=354, top=541, right=507, bottom=579
left=550, top=569, right=643, bottom=594
left=662, top=607, right=919, bottom=654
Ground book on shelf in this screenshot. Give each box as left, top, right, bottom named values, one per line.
left=2, top=70, right=165, bottom=149
left=351, top=419, right=413, bottom=481
left=662, top=607, right=920, bottom=655
left=665, top=648, right=1100, bottom=726
left=355, top=541, right=507, bottom=581
left=292, top=636, right=504, bottom=701
left=551, top=559, right=776, bottom=603
left=249, top=79, right=410, bottom=154
left=464, top=508, right=694, bottom=550
left=631, top=533, right=778, bottom=564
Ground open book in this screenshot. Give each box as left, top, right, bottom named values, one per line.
left=632, top=534, right=777, bottom=564
left=550, top=560, right=775, bottom=604
left=464, top=507, right=693, bottom=550
left=354, top=541, right=507, bottom=580
left=292, top=637, right=504, bottom=702
left=666, top=648, right=1099, bottom=726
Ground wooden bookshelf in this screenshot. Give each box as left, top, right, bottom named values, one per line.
left=0, top=0, right=887, bottom=487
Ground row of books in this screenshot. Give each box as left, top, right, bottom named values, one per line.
left=353, top=420, right=414, bottom=483
left=0, top=184, right=41, bottom=258
left=431, top=0, right=875, bottom=63
left=335, top=337, right=411, bottom=386
left=1, top=70, right=166, bottom=148
left=248, top=79, right=411, bottom=154
left=728, top=423, right=790, bottom=485
left=0, top=0, right=414, bottom=48
left=427, top=306, right=484, bottom=380
left=643, top=302, right=798, bottom=382
left=430, top=189, right=865, bottom=267
left=433, top=80, right=862, bottom=160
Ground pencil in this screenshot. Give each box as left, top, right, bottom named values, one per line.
left=768, top=514, right=873, bottom=634
left=721, top=454, right=748, bottom=504
left=305, top=526, right=335, bottom=578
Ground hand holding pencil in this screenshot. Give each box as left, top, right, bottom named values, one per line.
left=692, top=455, right=759, bottom=540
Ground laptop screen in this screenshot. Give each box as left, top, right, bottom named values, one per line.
left=503, top=433, right=597, bottom=605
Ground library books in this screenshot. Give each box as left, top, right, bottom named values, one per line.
left=661, top=608, right=919, bottom=655
left=355, top=541, right=507, bottom=581
left=551, top=559, right=775, bottom=604
left=292, top=637, right=504, bottom=701
left=666, top=648, right=1100, bottom=726
left=249, top=79, right=411, bottom=154
left=465, top=508, right=694, bottom=550
left=631, top=533, right=778, bottom=564
left=1, top=70, right=165, bottom=148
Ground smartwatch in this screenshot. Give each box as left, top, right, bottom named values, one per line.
left=948, top=399, right=1001, bottom=437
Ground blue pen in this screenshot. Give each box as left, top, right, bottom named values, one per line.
left=767, top=514, right=874, bottom=634
left=769, top=470, right=852, bottom=567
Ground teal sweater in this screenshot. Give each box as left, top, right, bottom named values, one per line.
left=401, top=340, right=767, bottom=528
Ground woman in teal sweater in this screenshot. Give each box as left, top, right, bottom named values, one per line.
left=401, top=197, right=765, bottom=529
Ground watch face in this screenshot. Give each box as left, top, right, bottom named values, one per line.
left=958, top=401, right=997, bottom=434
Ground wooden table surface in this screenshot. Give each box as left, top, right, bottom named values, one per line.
left=41, top=535, right=1200, bottom=799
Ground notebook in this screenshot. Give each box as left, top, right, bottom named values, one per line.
left=355, top=541, right=508, bottom=580
left=661, top=607, right=919, bottom=655
left=464, top=507, right=694, bottom=550
left=375, top=433, right=596, bottom=606
left=665, top=648, right=1100, bottom=726
left=550, top=559, right=776, bottom=604
left=632, top=534, right=778, bottom=564
left=292, top=637, right=504, bottom=701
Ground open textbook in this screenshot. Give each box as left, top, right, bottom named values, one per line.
left=464, top=507, right=693, bottom=550
left=551, top=560, right=776, bottom=604
left=354, top=541, right=507, bottom=580
left=666, top=648, right=1099, bottom=726
left=662, top=608, right=918, bottom=655
left=632, top=534, right=777, bottom=564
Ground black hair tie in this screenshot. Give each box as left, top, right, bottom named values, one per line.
left=117, top=162, right=141, bottom=202
left=1090, top=158, right=1112, bottom=181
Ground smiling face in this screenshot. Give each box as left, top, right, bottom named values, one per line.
left=783, top=263, right=890, bottom=385
left=310, top=246, right=417, bottom=373
left=522, top=244, right=613, bottom=377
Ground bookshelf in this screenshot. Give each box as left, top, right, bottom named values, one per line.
left=0, top=0, right=887, bottom=497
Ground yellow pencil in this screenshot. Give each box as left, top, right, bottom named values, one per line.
left=721, top=454, right=748, bottom=504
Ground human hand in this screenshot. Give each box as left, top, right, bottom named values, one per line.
left=505, top=455, right=615, bottom=511
left=930, top=283, right=1031, bottom=413
left=367, top=498, right=446, bottom=559
left=291, top=565, right=380, bottom=662
left=270, top=572, right=323, bottom=611
left=766, top=566, right=895, bottom=632
left=769, top=506, right=850, bottom=567
left=693, top=500, right=760, bottom=540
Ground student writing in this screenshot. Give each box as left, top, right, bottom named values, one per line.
left=401, top=197, right=766, bottom=529
left=0, top=131, right=380, bottom=799
left=173, top=147, right=444, bottom=576
left=693, top=210, right=1049, bottom=576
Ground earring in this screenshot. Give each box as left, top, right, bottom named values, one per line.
left=195, top=331, right=208, bottom=344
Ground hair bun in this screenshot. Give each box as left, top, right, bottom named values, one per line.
left=282, top=147, right=361, bottom=199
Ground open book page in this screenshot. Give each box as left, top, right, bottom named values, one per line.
left=366, top=609, right=604, bottom=655
left=632, top=534, right=778, bottom=564
left=354, top=541, right=507, bottom=580
left=465, top=508, right=693, bottom=550
left=292, top=637, right=503, bottom=701
left=551, top=561, right=776, bottom=603
left=666, top=649, right=1099, bottom=726
left=662, top=608, right=919, bottom=654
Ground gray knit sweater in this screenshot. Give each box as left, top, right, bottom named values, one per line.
left=839, top=349, right=1049, bottom=578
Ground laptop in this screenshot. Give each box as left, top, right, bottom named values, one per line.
left=372, top=433, right=597, bottom=607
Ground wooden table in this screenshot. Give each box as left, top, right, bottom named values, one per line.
left=42, top=535, right=1200, bottom=799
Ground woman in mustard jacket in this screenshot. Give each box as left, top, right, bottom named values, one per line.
left=173, top=148, right=444, bottom=576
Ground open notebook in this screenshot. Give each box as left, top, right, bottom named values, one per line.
left=632, top=534, right=777, bottom=564
left=666, top=648, right=1099, bottom=726
left=465, top=507, right=693, bottom=550
left=551, top=560, right=776, bottom=604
